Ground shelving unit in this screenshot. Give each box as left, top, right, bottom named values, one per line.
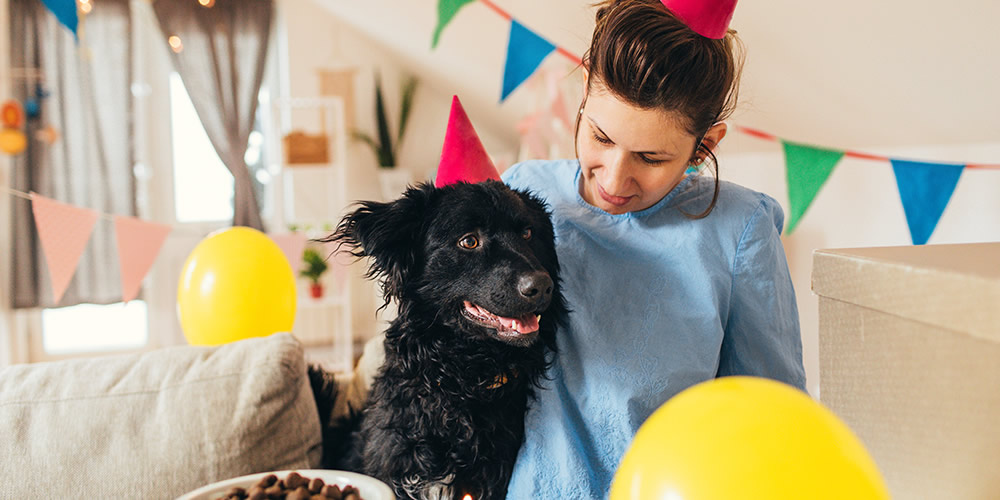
left=270, top=96, right=354, bottom=373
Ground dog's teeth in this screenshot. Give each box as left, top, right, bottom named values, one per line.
left=536, top=315, right=541, bottom=322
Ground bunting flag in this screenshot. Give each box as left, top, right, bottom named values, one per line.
left=890, top=159, right=965, bottom=245
left=40, top=0, right=78, bottom=38
left=30, top=193, right=99, bottom=304
left=548, top=72, right=574, bottom=132
left=781, top=141, right=845, bottom=235
left=432, top=0, right=477, bottom=48
left=271, top=232, right=308, bottom=275
left=517, top=111, right=550, bottom=158
left=502, top=20, right=556, bottom=101
left=113, top=216, right=172, bottom=303
left=516, top=68, right=576, bottom=160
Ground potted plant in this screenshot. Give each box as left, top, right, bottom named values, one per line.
left=352, top=72, right=418, bottom=200
left=300, top=247, right=329, bottom=299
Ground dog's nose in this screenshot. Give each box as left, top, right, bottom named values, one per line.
left=518, top=272, right=553, bottom=302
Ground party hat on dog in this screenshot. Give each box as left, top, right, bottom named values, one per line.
left=660, top=0, right=738, bottom=39
left=435, top=95, right=501, bottom=187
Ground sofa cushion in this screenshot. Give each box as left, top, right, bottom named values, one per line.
left=0, top=332, right=323, bottom=498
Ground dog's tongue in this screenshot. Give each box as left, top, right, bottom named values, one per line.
left=465, top=302, right=540, bottom=334
left=508, top=314, right=539, bottom=334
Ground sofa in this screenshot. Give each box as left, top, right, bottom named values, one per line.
left=0, top=333, right=324, bottom=498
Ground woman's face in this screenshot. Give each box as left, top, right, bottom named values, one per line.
left=576, top=83, right=723, bottom=214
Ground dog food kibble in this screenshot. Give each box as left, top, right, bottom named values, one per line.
left=212, top=472, right=365, bottom=500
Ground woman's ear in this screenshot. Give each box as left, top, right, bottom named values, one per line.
left=702, top=122, right=729, bottom=151
left=692, top=122, right=728, bottom=163
left=702, top=122, right=728, bottom=153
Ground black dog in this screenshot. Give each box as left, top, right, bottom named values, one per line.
left=309, top=180, right=567, bottom=500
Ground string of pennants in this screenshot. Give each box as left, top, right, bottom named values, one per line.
left=434, top=0, right=1000, bottom=245
left=3, top=186, right=315, bottom=306
left=735, top=126, right=1000, bottom=244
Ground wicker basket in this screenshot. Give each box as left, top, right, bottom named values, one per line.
left=283, top=105, right=332, bottom=165
left=283, top=131, right=329, bottom=165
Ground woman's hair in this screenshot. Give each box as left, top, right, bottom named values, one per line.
left=578, top=0, right=745, bottom=218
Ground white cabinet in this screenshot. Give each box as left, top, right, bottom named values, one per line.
left=270, top=96, right=354, bottom=372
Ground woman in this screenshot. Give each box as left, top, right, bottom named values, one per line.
left=500, top=0, right=805, bottom=497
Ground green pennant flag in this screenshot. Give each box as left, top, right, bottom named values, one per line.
left=782, top=141, right=845, bottom=234
left=432, top=0, right=477, bottom=49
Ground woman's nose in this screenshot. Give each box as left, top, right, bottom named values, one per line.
left=601, top=151, right=631, bottom=193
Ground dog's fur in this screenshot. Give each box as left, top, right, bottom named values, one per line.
left=308, top=180, right=567, bottom=500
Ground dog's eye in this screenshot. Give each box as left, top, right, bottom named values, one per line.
left=458, top=234, right=480, bottom=250
left=522, top=227, right=532, bottom=240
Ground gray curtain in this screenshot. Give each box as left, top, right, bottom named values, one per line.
left=9, top=0, right=134, bottom=309
left=152, top=0, right=273, bottom=231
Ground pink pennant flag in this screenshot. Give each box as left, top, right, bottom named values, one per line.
left=113, top=215, right=172, bottom=303
left=30, top=193, right=100, bottom=305
left=518, top=111, right=549, bottom=159
left=546, top=71, right=574, bottom=133
left=270, top=232, right=308, bottom=275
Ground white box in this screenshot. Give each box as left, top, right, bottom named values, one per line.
left=813, top=242, right=1000, bottom=499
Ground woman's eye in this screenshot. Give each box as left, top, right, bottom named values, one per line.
left=522, top=227, right=533, bottom=240
left=458, top=234, right=480, bottom=249
left=592, top=132, right=613, bottom=145
left=638, top=154, right=666, bottom=165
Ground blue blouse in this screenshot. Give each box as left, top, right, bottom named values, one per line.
left=502, top=159, right=806, bottom=499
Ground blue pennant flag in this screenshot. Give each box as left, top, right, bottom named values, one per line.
left=501, top=20, right=556, bottom=101
left=890, top=159, right=965, bottom=245
left=41, top=0, right=78, bottom=38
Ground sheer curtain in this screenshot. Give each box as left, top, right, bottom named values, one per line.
left=152, top=0, right=274, bottom=231
left=9, top=0, right=134, bottom=309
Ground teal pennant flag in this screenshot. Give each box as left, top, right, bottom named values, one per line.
left=501, top=20, right=556, bottom=101
left=890, top=159, right=965, bottom=245
left=781, top=141, right=845, bottom=235
left=41, top=0, right=78, bottom=38
left=432, top=0, right=476, bottom=49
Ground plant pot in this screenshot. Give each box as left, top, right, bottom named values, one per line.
left=309, top=282, right=324, bottom=299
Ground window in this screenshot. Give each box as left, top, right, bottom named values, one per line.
left=34, top=5, right=277, bottom=360
left=168, top=72, right=272, bottom=224
left=41, top=301, right=148, bottom=355
left=169, top=72, right=235, bottom=223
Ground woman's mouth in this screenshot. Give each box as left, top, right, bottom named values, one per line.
left=597, top=183, right=633, bottom=207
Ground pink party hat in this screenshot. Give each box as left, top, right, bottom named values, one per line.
left=435, top=95, right=501, bottom=187
left=660, top=0, right=738, bottom=39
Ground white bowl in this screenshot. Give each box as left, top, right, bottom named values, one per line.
left=176, top=469, right=396, bottom=500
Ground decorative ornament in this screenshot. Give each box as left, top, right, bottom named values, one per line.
left=24, top=99, right=40, bottom=118
left=434, top=95, right=501, bottom=187
left=24, top=84, right=50, bottom=119
left=1, top=100, right=27, bottom=154
left=1, top=100, right=25, bottom=128
left=659, top=0, right=738, bottom=39
left=0, top=129, right=28, bottom=155
left=35, top=125, right=60, bottom=145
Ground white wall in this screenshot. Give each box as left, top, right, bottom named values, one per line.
left=720, top=137, right=1000, bottom=396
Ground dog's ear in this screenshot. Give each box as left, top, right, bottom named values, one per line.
left=319, top=183, right=435, bottom=307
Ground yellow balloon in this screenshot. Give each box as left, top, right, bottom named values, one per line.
left=177, top=227, right=296, bottom=345
left=0, top=128, right=27, bottom=154
left=611, top=376, right=889, bottom=500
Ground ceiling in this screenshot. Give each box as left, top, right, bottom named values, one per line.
left=311, top=0, right=1000, bottom=155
